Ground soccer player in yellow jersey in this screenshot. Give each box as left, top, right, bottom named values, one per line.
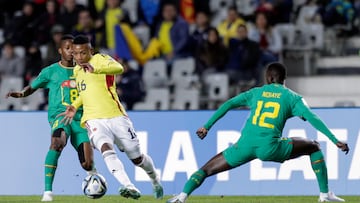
left=59, top=35, right=163, bottom=200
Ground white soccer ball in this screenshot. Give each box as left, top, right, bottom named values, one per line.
left=82, top=174, right=107, bottom=199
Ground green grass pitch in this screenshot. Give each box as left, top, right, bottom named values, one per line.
left=0, top=195, right=359, bottom=203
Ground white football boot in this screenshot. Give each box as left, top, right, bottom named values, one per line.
left=319, top=191, right=345, bottom=202
left=41, top=191, right=53, bottom=202
left=166, top=193, right=187, bottom=203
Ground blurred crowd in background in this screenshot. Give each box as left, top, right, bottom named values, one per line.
left=0, top=0, right=359, bottom=111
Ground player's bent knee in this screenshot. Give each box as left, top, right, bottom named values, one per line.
left=313, top=140, right=320, bottom=146
left=50, top=142, right=65, bottom=152
left=311, top=140, right=321, bottom=151
left=53, top=128, right=64, bottom=138
left=100, top=143, right=113, bottom=153
left=50, top=128, right=66, bottom=151
left=131, top=156, right=143, bottom=165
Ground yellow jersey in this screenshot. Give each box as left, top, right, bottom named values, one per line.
left=217, top=18, right=246, bottom=46
left=72, top=54, right=127, bottom=127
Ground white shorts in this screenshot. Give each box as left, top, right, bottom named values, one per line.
left=85, top=116, right=141, bottom=159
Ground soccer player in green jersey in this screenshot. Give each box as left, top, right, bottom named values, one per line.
left=167, top=62, right=350, bottom=203
left=7, top=35, right=95, bottom=202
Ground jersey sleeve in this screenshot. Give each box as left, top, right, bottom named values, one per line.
left=72, top=95, right=83, bottom=109
left=92, top=54, right=124, bottom=75
left=292, top=98, right=339, bottom=144
left=204, top=91, right=251, bottom=130
left=30, top=68, right=50, bottom=89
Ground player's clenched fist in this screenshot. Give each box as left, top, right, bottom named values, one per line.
left=196, top=127, right=208, bottom=140
left=336, top=141, right=350, bottom=154
left=6, top=91, right=23, bottom=98
left=79, top=63, right=94, bottom=73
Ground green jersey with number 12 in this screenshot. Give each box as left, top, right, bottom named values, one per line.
left=204, top=83, right=339, bottom=144
left=205, top=83, right=306, bottom=138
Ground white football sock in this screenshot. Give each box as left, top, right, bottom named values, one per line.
left=136, top=154, right=159, bottom=185
left=103, top=150, right=133, bottom=187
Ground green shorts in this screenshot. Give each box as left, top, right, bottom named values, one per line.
left=50, top=116, right=89, bottom=149
left=223, top=137, right=293, bottom=167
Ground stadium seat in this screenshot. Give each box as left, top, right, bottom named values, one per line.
left=294, top=24, right=324, bottom=50
left=14, top=46, right=25, bottom=58
left=122, top=0, right=138, bottom=23
left=133, top=88, right=170, bottom=110
left=209, top=0, right=230, bottom=27
left=282, top=24, right=324, bottom=76
left=22, top=89, right=44, bottom=111
left=171, top=89, right=200, bottom=110
left=132, top=25, right=150, bottom=47
left=315, top=56, right=360, bottom=74
left=0, top=77, right=24, bottom=110
left=203, top=73, right=229, bottom=108
left=344, top=37, right=360, bottom=55
left=286, top=76, right=360, bottom=107
left=295, top=5, right=318, bottom=26
left=209, top=0, right=231, bottom=13
left=128, top=59, right=139, bottom=71
left=235, top=0, right=256, bottom=17
left=39, top=45, right=48, bottom=60
left=170, top=57, right=198, bottom=90
left=276, top=23, right=296, bottom=47
left=98, top=48, right=115, bottom=56
left=143, top=59, right=168, bottom=89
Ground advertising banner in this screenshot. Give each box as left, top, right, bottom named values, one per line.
left=0, top=109, right=358, bottom=195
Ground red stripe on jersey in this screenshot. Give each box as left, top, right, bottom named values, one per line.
left=106, top=75, right=123, bottom=113
left=106, top=75, right=114, bottom=88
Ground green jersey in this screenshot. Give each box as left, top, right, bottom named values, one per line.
left=31, top=62, right=82, bottom=122
left=204, top=83, right=338, bottom=144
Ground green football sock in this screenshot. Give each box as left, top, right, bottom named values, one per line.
left=310, top=151, right=329, bottom=193
left=44, top=150, right=61, bottom=191
left=183, top=170, right=207, bottom=195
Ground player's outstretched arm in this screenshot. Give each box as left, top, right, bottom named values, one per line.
left=203, top=93, right=248, bottom=132
left=6, top=86, right=36, bottom=98
left=295, top=100, right=350, bottom=154
left=196, top=94, right=248, bottom=140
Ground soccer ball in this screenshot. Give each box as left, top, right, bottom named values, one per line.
left=82, top=174, right=107, bottom=199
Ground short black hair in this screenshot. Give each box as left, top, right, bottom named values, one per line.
left=73, top=35, right=90, bottom=45
left=266, top=62, right=287, bottom=84
left=61, top=34, right=74, bottom=41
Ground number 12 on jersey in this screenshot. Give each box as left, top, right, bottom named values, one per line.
left=252, top=101, right=280, bottom=129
